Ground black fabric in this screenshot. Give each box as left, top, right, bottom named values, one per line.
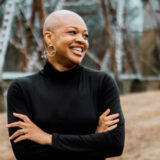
left=7, top=60, right=125, bottom=160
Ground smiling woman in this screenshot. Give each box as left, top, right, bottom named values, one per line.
left=6, top=10, right=125, bottom=160
left=43, top=10, right=89, bottom=69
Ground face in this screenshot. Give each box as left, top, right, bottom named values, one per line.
left=45, top=14, right=89, bottom=66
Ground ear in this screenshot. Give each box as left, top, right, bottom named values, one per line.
left=43, top=31, right=53, bottom=46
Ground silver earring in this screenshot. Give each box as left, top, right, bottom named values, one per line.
left=41, top=51, right=47, bottom=59
left=47, top=44, right=56, bottom=57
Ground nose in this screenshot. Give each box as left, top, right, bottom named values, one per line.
left=75, top=34, right=89, bottom=50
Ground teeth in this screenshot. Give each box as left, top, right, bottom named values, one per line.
left=71, top=48, right=82, bottom=52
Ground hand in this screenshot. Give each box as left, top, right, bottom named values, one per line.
left=6, top=113, right=52, bottom=145
left=95, top=108, right=119, bottom=133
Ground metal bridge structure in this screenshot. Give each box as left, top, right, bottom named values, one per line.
left=0, top=0, right=160, bottom=82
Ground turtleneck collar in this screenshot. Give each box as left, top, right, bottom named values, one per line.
left=40, top=59, right=82, bottom=79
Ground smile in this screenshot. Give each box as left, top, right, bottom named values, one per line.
left=70, top=47, right=83, bottom=56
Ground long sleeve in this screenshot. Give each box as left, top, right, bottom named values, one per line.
left=7, top=61, right=125, bottom=160
left=51, top=74, right=125, bottom=158
left=7, top=80, right=52, bottom=160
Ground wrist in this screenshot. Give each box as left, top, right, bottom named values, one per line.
left=45, top=133, right=52, bottom=146
left=95, top=126, right=100, bottom=133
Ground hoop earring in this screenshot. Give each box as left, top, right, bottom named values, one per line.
left=47, top=44, right=56, bottom=57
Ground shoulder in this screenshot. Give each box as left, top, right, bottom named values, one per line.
left=80, top=65, right=118, bottom=92
left=81, top=65, right=114, bottom=82
left=7, top=72, right=40, bottom=93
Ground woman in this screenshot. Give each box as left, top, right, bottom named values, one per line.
left=6, top=10, right=125, bottom=160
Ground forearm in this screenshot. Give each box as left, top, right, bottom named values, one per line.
left=7, top=111, right=53, bottom=159
left=51, top=124, right=125, bottom=158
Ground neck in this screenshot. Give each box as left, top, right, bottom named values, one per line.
left=47, top=58, right=76, bottom=72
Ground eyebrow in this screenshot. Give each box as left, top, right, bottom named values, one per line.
left=66, top=26, right=88, bottom=32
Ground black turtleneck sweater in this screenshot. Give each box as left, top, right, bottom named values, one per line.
left=7, top=60, right=125, bottom=160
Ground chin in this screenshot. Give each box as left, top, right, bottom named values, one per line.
left=70, top=57, right=83, bottom=65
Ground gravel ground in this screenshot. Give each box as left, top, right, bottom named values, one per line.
left=1, top=91, right=160, bottom=160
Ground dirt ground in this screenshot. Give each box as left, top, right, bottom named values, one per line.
left=0, top=91, right=160, bottom=160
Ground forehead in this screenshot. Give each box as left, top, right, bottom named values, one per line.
left=54, top=14, right=88, bottom=31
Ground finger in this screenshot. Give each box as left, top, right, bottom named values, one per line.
left=105, top=124, right=117, bottom=132
left=99, top=108, right=110, bottom=120
left=105, top=119, right=119, bottom=126
left=6, top=121, right=26, bottom=128
left=105, top=113, right=119, bottom=121
left=13, top=113, right=31, bottom=123
left=9, top=129, right=24, bottom=140
left=14, top=135, right=27, bottom=143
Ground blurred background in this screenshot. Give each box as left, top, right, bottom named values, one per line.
left=0, top=0, right=160, bottom=159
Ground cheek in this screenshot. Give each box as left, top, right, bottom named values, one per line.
left=55, top=39, right=69, bottom=51
left=59, top=37, right=72, bottom=48
left=85, top=41, right=89, bottom=51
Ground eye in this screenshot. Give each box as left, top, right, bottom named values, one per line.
left=68, top=31, right=76, bottom=34
left=83, top=34, right=89, bottom=39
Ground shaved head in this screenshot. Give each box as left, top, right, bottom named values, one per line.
left=43, top=10, right=86, bottom=34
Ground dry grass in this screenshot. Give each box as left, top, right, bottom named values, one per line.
left=0, top=113, right=15, bottom=160
left=109, top=91, right=160, bottom=160
left=1, top=91, right=160, bottom=160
